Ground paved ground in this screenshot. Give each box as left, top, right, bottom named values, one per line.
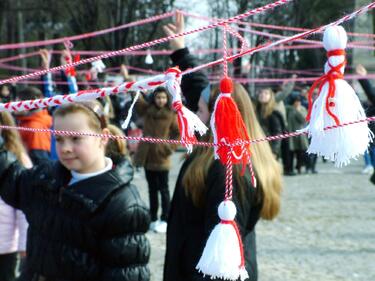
left=133, top=152, right=375, bottom=281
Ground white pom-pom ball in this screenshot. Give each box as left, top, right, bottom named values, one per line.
left=323, top=25, right=347, bottom=51
left=218, top=200, right=237, bottom=221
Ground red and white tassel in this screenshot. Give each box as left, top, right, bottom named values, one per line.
left=197, top=149, right=248, bottom=281
left=305, top=25, right=372, bottom=167
left=210, top=77, right=252, bottom=167
left=196, top=200, right=248, bottom=281
left=165, top=67, right=208, bottom=153
left=121, top=91, right=141, bottom=130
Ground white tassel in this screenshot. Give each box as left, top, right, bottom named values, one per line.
left=196, top=200, right=248, bottom=281
left=91, top=60, right=106, bottom=73
left=121, top=91, right=141, bottom=130
left=145, top=49, right=154, bottom=64
left=306, top=25, right=372, bottom=167
left=177, top=105, right=208, bottom=153
left=165, top=67, right=208, bottom=153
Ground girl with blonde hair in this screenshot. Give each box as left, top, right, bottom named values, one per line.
left=164, top=82, right=282, bottom=281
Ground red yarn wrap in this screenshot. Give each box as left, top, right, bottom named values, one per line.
left=306, top=49, right=346, bottom=125
left=214, top=77, right=250, bottom=165
left=65, top=54, right=80, bottom=77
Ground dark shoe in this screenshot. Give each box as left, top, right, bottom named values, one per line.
left=312, top=170, right=318, bottom=174
left=285, top=171, right=297, bottom=176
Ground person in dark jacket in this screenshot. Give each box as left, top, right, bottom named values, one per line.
left=164, top=82, right=282, bottom=281
left=0, top=84, right=15, bottom=104
left=162, top=12, right=282, bottom=281
left=256, top=87, right=285, bottom=158
left=286, top=95, right=309, bottom=174
left=356, top=64, right=375, bottom=184
left=0, top=101, right=150, bottom=281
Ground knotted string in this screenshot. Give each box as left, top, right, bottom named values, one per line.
left=306, top=49, right=346, bottom=125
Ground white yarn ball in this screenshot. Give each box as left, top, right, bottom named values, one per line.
left=218, top=200, right=237, bottom=221
left=323, top=25, right=347, bottom=51
left=323, top=25, right=347, bottom=75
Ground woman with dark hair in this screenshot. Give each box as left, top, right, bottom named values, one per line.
left=0, top=84, right=15, bottom=104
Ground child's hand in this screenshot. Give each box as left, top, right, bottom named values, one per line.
left=60, top=50, right=72, bottom=66
left=282, top=74, right=297, bottom=91
left=162, top=11, right=185, bottom=51
left=120, top=64, right=129, bottom=79
left=39, top=49, right=51, bottom=70
left=356, top=64, right=367, bottom=76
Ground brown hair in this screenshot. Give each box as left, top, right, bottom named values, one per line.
left=258, top=88, right=277, bottom=119
left=17, top=87, right=43, bottom=101
left=151, top=87, right=172, bottom=108
left=0, top=112, right=28, bottom=162
left=182, top=83, right=282, bottom=220
left=106, top=124, right=127, bottom=159
left=53, top=101, right=107, bottom=132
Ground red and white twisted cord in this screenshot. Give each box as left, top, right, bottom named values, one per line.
left=181, top=10, right=375, bottom=39
left=0, top=12, right=175, bottom=50
left=225, top=148, right=234, bottom=201
left=222, top=25, right=229, bottom=77
left=0, top=71, right=174, bottom=112
left=1, top=116, right=373, bottom=151
left=182, top=1, right=375, bottom=76
left=0, top=0, right=292, bottom=85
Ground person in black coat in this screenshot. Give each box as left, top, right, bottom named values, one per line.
left=162, top=13, right=282, bottom=281
left=0, top=101, right=150, bottom=281
left=163, top=82, right=282, bottom=281
left=356, top=64, right=375, bottom=184
left=255, top=87, right=284, bottom=158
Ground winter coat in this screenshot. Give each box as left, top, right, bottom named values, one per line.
left=0, top=151, right=151, bottom=281
left=358, top=79, right=375, bottom=144
left=16, top=109, right=52, bottom=153
left=170, top=48, right=209, bottom=112
left=0, top=198, right=28, bottom=254
left=256, top=109, right=284, bottom=157
left=286, top=105, right=309, bottom=151
left=134, top=95, right=179, bottom=171
left=163, top=157, right=262, bottom=281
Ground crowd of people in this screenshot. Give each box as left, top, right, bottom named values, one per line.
left=0, top=11, right=374, bottom=281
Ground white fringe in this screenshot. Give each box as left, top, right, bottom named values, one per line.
left=307, top=80, right=373, bottom=167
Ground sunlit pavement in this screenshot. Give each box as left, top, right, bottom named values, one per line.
left=132, top=152, right=375, bottom=281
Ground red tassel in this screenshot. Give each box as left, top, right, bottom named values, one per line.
left=211, top=77, right=250, bottom=165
